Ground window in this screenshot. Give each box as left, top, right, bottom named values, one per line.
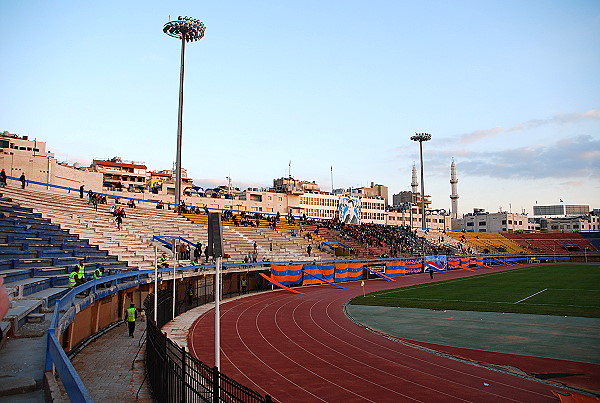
left=478, top=222, right=486, bottom=226
left=467, top=222, right=474, bottom=227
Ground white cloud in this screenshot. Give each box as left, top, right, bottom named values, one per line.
left=456, top=109, right=600, bottom=145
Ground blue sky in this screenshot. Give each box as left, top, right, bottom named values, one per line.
left=1, top=0, right=599, bottom=215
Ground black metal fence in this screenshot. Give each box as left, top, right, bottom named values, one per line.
left=144, top=288, right=274, bottom=403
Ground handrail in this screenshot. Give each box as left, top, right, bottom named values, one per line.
left=46, top=329, right=94, bottom=403
left=152, top=234, right=196, bottom=247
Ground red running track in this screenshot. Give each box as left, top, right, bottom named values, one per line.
left=188, top=267, right=579, bottom=402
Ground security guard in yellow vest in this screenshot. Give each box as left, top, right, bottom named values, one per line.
left=125, top=303, right=137, bottom=337
left=68, top=267, right=79, bottom=288
left=75, top=259, right=86, bottom=283
left=93, top=266, right=104, bottom=279
left=93, top=266, right=106, bottom=288
left=158, top=253, right=169, bottom=268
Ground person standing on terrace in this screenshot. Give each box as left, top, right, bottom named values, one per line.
left=19, top=173, right=26, bottom=189
left=0, top=169, right=6, bottom=187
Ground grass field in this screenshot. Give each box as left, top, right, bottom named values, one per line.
left=350, top=264, right=600, bottom=318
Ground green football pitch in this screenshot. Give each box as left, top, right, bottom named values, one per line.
left=350, top=264, right=600, bottom=318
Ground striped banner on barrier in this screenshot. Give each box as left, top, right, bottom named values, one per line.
left=385, top=262, right=406, bottom=277
left=270, top=264, right=303, bottom=286
left=302, top=264, right=335, bottom=286
left=334, top=263, right=364, bottom=282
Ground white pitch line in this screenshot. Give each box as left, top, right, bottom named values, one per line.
left=514, top=288, right=547, bottom=304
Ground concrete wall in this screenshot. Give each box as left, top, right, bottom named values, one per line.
left=0, top=148, right=103, bottom=192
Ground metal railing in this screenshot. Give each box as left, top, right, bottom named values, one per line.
left=144, top=289, right=274, bottom=403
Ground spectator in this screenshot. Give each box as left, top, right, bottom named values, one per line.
left=79, top=185, right=85, bottom=198
left=0, top=169, right=6, bottom=187
left=19, top=173, right=26, bottom=189
left=194, top=243, right=202, bottom=261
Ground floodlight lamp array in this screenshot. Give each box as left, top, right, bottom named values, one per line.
left=410, top=132, right=432, bottom=142
left=163, top=16, right=206, bottom=42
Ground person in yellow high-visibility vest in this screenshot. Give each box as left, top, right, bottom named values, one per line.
left=124, top=303, right=137, bottom=337
left=68, top=267, right=79, bottom=288
left=75, top=259, right=86, bottom=284
left=158, top=253, right=169, bottom=268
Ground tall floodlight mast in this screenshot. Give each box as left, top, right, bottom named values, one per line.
left=163, top=16, right=206, bottom=206
left=410, top=133, right=432, bottom=230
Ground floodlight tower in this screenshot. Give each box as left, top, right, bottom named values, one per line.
left=163, top=16, right=206, bottom=206
left=410, top=132, right=432, bottom=230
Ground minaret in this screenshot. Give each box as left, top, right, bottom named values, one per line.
left=450, top=159, right=459, bottom=219
left=411, top=163, right=419, bottom=194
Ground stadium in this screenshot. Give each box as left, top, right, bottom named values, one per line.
left=0, top=130, right=599, bottom=402
left=2, top=3, right=600, bottom=402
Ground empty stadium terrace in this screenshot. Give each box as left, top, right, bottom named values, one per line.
left=0, top=179, right=599, bottom=402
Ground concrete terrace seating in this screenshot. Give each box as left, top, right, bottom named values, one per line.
left=182, top=213, right=328, bottom=262
left=414, top=229, right=463, bottom=255
left=580, top=232, right=600, bottom=252
left=0, top=196, right=130, bottom=336
left=2, top=186, right=326, bottom=267
left=445, top=232, right=529, bottom=254
left=1, top=187, right=205, bottom=270
left=501, top=232, right=598, bottom=254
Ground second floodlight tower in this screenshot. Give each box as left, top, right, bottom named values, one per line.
left=163, top=16, right=206, bottom=206
left=410, top=132, right=432, bottom=230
